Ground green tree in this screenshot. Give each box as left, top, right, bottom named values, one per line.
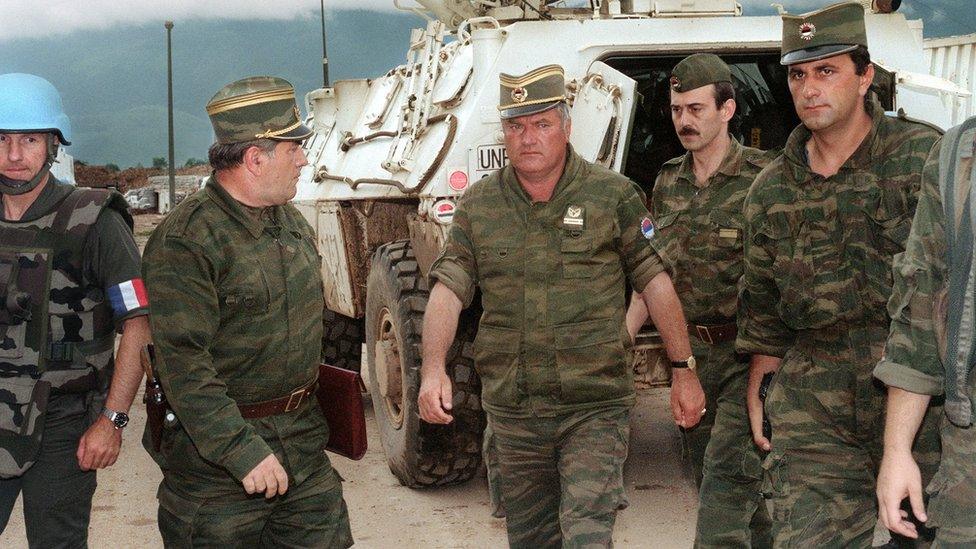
left=184, top=157, right=207, bottom=168
left=152, top=157, right=167, bottom=169
left=106, top=163, right=120, bottom=172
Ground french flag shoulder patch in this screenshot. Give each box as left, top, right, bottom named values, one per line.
left=107, top=279, right=149, bottom=317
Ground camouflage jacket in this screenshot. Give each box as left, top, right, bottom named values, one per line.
left=652, top=137, right=771, bottom=324
left=875, top=127, right=976, bottom=520
left=143, top=175, right=327, bottom=488
left=876, top=129, right=976, bottom=398
left=736, top=100, right=940, bottom=358
left=429, top=147, right=667, bottom=417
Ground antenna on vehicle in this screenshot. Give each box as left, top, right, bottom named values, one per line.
left=320, top=0, right=330, bottom=87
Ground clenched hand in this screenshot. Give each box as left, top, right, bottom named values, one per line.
left=243, top=454, right=289, bottom=498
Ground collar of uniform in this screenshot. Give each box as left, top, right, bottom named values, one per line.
left=204, top=172, right=269, bottom=239
left=501, top=144, right=584, bottom=204
left=782, top=95, right=885, bottom=182
left=674, top=136, right=744, bottom=186
left=0, top=177, right=71, bottom=223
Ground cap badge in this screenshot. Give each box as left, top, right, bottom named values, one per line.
left=799, top=22, right=816, bottom=41
left=293, top=105, right=301, bottom=120
left=511, top=87, right=528, bottom=103
left=669, top=75, right=681, bottom=90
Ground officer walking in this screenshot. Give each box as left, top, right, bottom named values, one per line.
left=0, top=73, right=151, bottom=546
left=418, top=64, right=704, bottom=548
left=627, top=54, right=773, bottom=548
left=735, top=3, right=942, bottom=546
left=142, top=76, right=352, bottom=547
left=875, top=115, right=976, bottom=546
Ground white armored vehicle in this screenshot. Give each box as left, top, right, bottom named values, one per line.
left=292, top=0, right=971, bottom=487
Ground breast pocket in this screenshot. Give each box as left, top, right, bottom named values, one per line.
left=478, top=241, right=522, bottom=276
left=218, top=270, right=271, bottom=332
left=560, top=235, right=597, bottom=279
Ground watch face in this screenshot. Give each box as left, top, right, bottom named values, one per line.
left=112, top=412, right=129, bottom=429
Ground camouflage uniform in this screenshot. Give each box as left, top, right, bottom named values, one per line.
left=0, top=178, right=147, bottom=547
left=430, top=146, right=666, bottom=548
left=143, top=176, right=352, bottom=548
left=652, top=138, right=773, bottom=548
left=874, top=126, right=976, bottom=546
left=736, top=97, right=941, bottom=547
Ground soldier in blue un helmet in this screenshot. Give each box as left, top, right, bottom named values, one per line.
left=0, top=73, right=151, bottom=547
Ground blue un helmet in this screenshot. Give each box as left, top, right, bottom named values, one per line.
left=0, top=73, right=72, bottom=145
left=0, top=73, right=71, bottom=195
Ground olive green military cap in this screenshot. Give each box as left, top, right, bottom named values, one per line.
left=206, top=76, right=312, bottom=145
left=498, top=65, right=567, bottom=120
left=781, top=2, right=867, bottom=66
left=670, top=54, right=732, bottom=93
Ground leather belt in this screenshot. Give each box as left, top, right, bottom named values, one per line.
left=688, top=322, right=737, bottom=345
left=238, top=378, right=317, bottom=419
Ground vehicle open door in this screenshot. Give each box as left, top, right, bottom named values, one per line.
left=569, top=61, right=639, bottom=172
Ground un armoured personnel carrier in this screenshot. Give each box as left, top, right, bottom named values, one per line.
left=292, top=0, right=971, bottom=488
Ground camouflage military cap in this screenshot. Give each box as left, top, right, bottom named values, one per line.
left=206, top=76, right=312, bottom=145
left=498, top=65, right=567, bottom=120
left=781, top=2, right=867, bottom=66
left=670, top=54, right=732, bottom=93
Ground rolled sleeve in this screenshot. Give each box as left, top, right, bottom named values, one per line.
left=875, top=139, right=948, bottom=396
left=617, top=181, right=667, bottom=291
left=144, top=235, right=273, bottom=481
left=428, top=196, right=478, bottom=307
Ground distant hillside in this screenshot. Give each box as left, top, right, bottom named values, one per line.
left=0, top=10, right=419, bottom=167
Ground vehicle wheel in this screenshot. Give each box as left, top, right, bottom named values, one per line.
left=322, top=309, right=364, bottom=372
left=365, top=240, right=484, bottom=488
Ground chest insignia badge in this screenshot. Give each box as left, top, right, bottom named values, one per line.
left=563, top=205, right=585, bottom=229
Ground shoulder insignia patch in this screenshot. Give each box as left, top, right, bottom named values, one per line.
left=640, top=217, right=655, bottom=240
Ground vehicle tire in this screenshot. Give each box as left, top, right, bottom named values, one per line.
left=365, top=240, right=484, bottom=488
left=322, top=309, right=364, bottom=372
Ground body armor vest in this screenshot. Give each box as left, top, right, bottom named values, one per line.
left=0, top=187, right=128, bottom=393
left=0, top=185, right=130, bottom=476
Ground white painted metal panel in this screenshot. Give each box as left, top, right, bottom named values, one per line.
left=925, top=33, right=976, bottom=123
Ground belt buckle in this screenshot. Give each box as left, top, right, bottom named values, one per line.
left=696, top=325, right=714, bottom=345
left=284, top=387, right=306, bottom=412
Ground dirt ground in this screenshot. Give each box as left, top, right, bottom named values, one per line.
left=2, top=214, right=698, bottom=548
left=1, top=387, right=697, bottom=548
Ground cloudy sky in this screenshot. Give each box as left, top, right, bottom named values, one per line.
left=0, top=0, right=969, bottom=41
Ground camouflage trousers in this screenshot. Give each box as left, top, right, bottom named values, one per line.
left=686, top=339, right=771, bottom=548
left=157, top=458, right=353, bottom=548
left=925, top=410, right=976, bottom=547
left=763, top=326, right=942, bottom=548
left=0, top=394, right=96, bottom=549
left=487, top=406, right=630, bottom=549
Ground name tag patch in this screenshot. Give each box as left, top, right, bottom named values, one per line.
left=718, top=228, right=740, bottom=239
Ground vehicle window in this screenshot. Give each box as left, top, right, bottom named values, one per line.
left=602, top=54, right=800, bottom=194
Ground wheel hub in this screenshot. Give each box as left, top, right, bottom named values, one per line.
left=373, top=307, right=404, bottom=429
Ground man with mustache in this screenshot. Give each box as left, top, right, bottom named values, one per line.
left=735, top=3, right=942, bottom=546
left=419, top=65, right=703, bottom=547
left=627, top=53, right=773, bottom=548
left=142, top=76, right=352, bottom=547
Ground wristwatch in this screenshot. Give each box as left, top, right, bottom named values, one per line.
left=670, top=355, right=697, bottom=372
left=102, top=408, right=129, bottom=430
